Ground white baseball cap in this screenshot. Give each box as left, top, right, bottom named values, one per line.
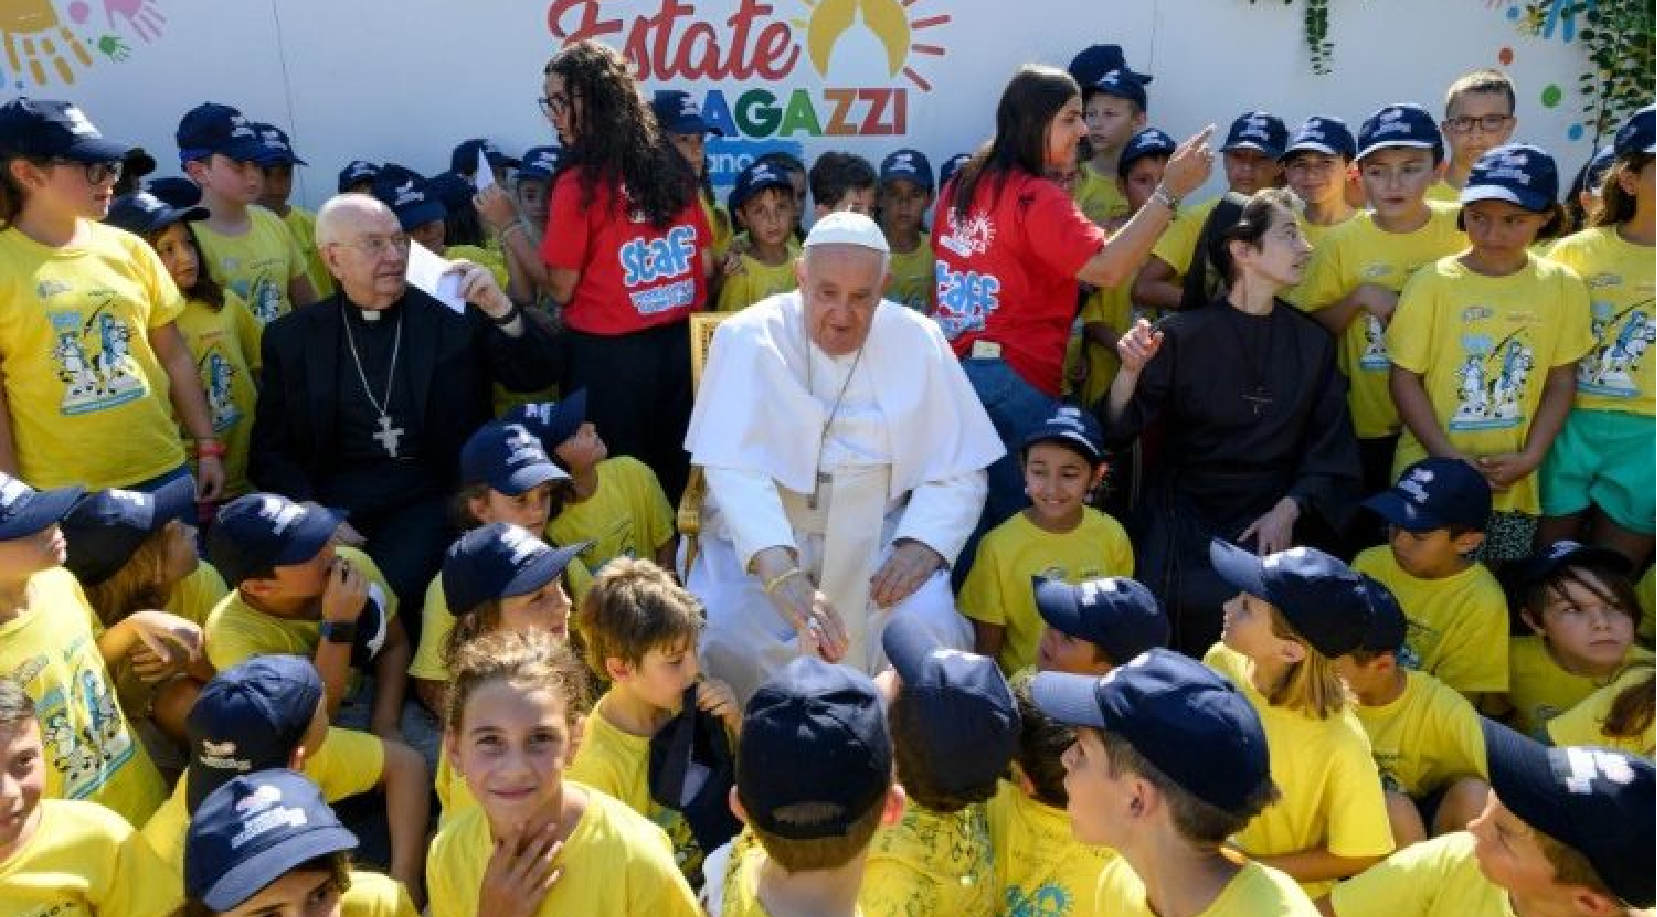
left=804, top=211, right=889, bottom=254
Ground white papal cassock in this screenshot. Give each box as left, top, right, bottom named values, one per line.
left=683, top=291, right=1003, bottom=703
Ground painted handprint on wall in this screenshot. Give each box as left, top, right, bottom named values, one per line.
left=102, top=0, right=163, bottom=42
left=0, top=0, right=95, bottom=85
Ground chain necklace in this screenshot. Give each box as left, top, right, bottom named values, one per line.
left=805, top=325, right=867, bottom=510
left=339, top=308, right=405, bottom=457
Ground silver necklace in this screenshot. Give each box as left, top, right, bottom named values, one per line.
left=805, top=328, right=867, bottom=510
left=340, top=308, right=405, bottom=458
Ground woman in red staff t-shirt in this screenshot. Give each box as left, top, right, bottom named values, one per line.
left=931, top=63, right=1214, bottom=542
left=537, top=40, right=712, bottom=502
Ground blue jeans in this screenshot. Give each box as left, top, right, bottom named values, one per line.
left=957, top=356, right=1059, bottom=578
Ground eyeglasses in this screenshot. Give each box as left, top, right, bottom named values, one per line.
left=1443, top=114, right=1513, bottom=134
left=328, top=234, right=411, bottom=257
left=537, top=92, right=579, bottom=119
left=52, top=159, right=122, bottom=185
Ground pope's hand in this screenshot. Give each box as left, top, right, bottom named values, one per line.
left=772, top=574, right=850, bottom=663
left=870, top=539, right=943, bottom=609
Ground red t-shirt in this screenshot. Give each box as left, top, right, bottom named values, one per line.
left=931, top=172, right=1104, bottom=397
left=541, top=168, right=710, bottom=335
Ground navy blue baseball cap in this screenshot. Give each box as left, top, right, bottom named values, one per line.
left=1210, top=539, right=1373, bottom=658
left=185, top=769, right=359, bottom=911
left=104, top=191, right=209, bottom=238
left=729, top=160, right=795, bottom=212
left=518, top=145, right=563, bottom=183
left=207, top=493, right=339, bottom=587
left=1615, top=104, right=1655, bottom=158
left=1357, top=103, right=1444, bottom=162
left=0, top=473, right=82, bottom=540
left=939, top=152, right=972, bottom=190
left=337, top=160, right=379, bottom=193
left=176, top=102, right=266, bottom=164
left=1067, top=44, right=1127, bottom=90
left=426, top=170, right=477, bottom=213
left=1284, top=116, right=1356, bottom=160
left=1118, top=128, right=1177, bottom=179
left=652, top=90, right=722, bottom=137
left=1033, top=576, right=1169, bottom=665
left=1578, top=146, right=1617, bottom=197
left=882, top=614, right=1020, bottom=797
left=1363, top=456, right=1493, bottom=533
left=147, top=175, right=203, bottom=208
left=1462, top=143, right=1559, bottom=212
left=1021, top=404, right=1104, bottom=464
left=252, top=123, right=306, bottom=166
left=450, top=138, right=518, bottom=176
left=459, top=422, right=570, bottom=495
left=1222, top=111, right=1288, bottom=158
left=185, top=656, right=324, bottom=811
left=504, top=389, right=588, bottom=452
left=1504, top=539, right=1633, bottom=592
left=738, top=655, right=892, bottom=840
left=879, top=149, right=934, bottom=191
left=1352, top=575, right=1408, bottom=655
left=1032, top=648, right=1272, bottom=812
left=61, top=476, right=196, bottom=587
left=1092, top=68, right=1152, bottom=111
left=1482, top=719, right=1654, bottom=907
left=0, top=99, right=130, bottom=163
left=442, top=523, right=586, bottom=615
left=371, top=164, right=446, bottom=231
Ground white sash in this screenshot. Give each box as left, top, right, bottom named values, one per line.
left=779, top=465, right=895, bottom=673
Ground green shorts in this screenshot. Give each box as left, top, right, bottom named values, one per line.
left=1540, top=408, right=1656, bottom=535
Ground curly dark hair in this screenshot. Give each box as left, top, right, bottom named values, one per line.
left=544, top=41, right=698, bottom=227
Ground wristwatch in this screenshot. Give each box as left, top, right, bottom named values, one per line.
left=319, top=620, right=358, bottom=644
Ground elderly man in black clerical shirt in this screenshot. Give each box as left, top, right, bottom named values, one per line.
left=250, top=193, right=560, bottom=630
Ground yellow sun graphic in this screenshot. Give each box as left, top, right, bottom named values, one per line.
left=794, top=0, right=950, bottom=90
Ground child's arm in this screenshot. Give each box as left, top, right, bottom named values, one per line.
left=98, top=609, right=202, bottom=674
left=412, top=678, right=448, bottom=719
left=971, top=620, right=1007, bottom=660
left=1131, top=256, right=1186, bottom=310
left=288, top=274, right=319, bottom=310
left=1478, top=364, right=1575, bottom=490
left=1247, top=849, right=1387, bottom=884
left=315, top=559, right=370, bottom=718
left=149, top=321, right=225, bottom=501
left=380, top=735, right=432, bottom=910
left=1388, top=366, right=1467, bottom=462
left=370, top=617, right=411, bottom=740
left=1309, top=284, right=1398, bottom=337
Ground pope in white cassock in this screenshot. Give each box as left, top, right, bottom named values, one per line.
left=684, top=212, right=1003, bottom=702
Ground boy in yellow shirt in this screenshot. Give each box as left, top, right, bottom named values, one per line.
left=860, top=615, right=1020, bottom=917
left=1354, top=458, right=1508, bottom=701
left=569, top=559, right=742, bottom=884
left=962, top=406, right=1134, bottom=674
left=0, top=678, right=179, bottom=917
left=1032, top=575, right=1169, bottom=676
left=716, top=162, right=800, bottom=312
left=1282, top=116, right=1358, bottom=249
left=1033, top=648, right=1318, bottom=916
left=1332, top=580, right=1489, bottom=846
left=877, top=149, right=935, bottom=311
left=1321, top=720, right=1653, bottom=917
left=1429, top=69, right=1519, bottom=202
left=808, top=152, right=877, bottom=218
left=1075, top=66, right=1151, bottom=225
left=253, top=122, right=334, bottom=299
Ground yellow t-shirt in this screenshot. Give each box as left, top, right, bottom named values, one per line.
left=165, top=562, right=230, bottom=627
left=1149, top=197, right=1220, bottom=276
left=1387, top=255, right=1595, bottom=514
left=1353, top=670, right=1488, bottom=797
left=1076, top=280, right=1148, bottom=409
left=1289, top=203, right=1467, bottom=439
left=547, top=457, right=674, bottom=575
left=140, top=725, right=385, bottom=873
left=702, top=198, right=735, bottom=260
left=0, top=798, right=179, bottom=917
left=986, top=784, right=1115, bottom=917
left=426, top=782, right=702, bottom=917
left=959, top=509, right=1135, bottom=675
left=567, top=691, right=705, bottom=882
left=715, top=243, right=800, bottom=312
left=1506, top=635, right=1653, bottom=740
left=408, top=558, right=594, bottom=684
left=0, top=567, right=164, bottom=825
left=1203, top=645, right=1394, bottom=898
left=1094, top=858, right=1319, bottom=917
left=173, top=291, right=262, bottom=498
left=1074, top=163, right=1129, bottom=226
left=1545, top=226, right=1657, bottom=415
left=885, top=233, right=933, bottom=312
left=193, top=206, right=307, bottom=324
left=203, top=547, right=395, bottom=671
left=282, top=205, right=334, bottom=300
left=0, top=220, right=188, bottom=489
left=1546, top=663, right=1655, bottom=756
left=342, top=871, right=420, bottom=917
left=1351, top=547, right=1508, bottom=696
left=1328, top=830, right=1515, bottom=917
left=859, top=790, right=1000, bottom=917
left=1425, top=181, right=1461, bottom=205
left=448, top=244, right=511, bottom=291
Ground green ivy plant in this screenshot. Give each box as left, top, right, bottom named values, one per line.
left=1519, top=0, right=1655, bottom=143
left=1249, top=0, right=1334, bottom=75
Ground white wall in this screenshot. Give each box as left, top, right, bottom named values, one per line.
left=12, top=0, right=1598, bottom=208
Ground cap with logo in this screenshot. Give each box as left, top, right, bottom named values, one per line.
left=729, top=161, right=796, bottom=213
left=1615, top=104, right=1655, bottom=158
left=804, top=211, right=889, bottom=253
left=450, top=138, right=518, bottom=176
left=881, top=614, right=1020, bottom=797
left=1222, top=111, right=1288, bottom=158
left=104, top=191, right=210, bottom=238
left=1067, top=44, right=1127, bottom=90
left=1209, top=539, right=1373, bottom=658
left=651, top=90, right=723, bottom=137
left=185, top=768, right=359, bottom=911
left=939, top=152, right=972, bottom=191
left=879, top=149, right=934, bottom=191
left=518, top=145, right=564, bottom=183
left=62, top=476, right=197, bottom=587
left=1351, top=575, right=1408, bottom=656
left=1502, top=539, right=1633, bottom=595
left=1363, top=456, right=1493, bottom=533
left=460, top=422, right=570, bottom=496
left=503, top=388, right=588, bottom=455
left=0, top=98, right=131, bottom=163
left=176, top=102, right=266, bottom=164
left=1033, top=575, right=1169, bottom=664
left=251, top=123, right=306, bottom=167
left=1576, top=146, right=1617, bottom=199
left=1032, top=648, right=1272, bottom=812
left=1284, top=115, right=1357, bottom=160
left=0, top=473, right=82, bottom=540
left=1461, top=143, right=1559, bottom=213
left=1118, top=128, right=1178, bottom=179
left=370, top=164, right=446, bottom=231
left=1357, top=103, right=1444, bottom=162
left=337, top=160, right=380, bottom=194
left=185, top=655, right=324, bottom=811
left=1482, top=719, right=1654, bottom=907
left=206, top=493, right=339, bottom=588
left=737, top=655, right=891, bottom=839
left=442, top=522, right=587, bottom=615
left=1092, top=68, right=1153, bottom=111
left=1021, top=404, right=1104, bottom=464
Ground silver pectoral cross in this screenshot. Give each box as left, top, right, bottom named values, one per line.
left=374, top=415, right=405, bottom=458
